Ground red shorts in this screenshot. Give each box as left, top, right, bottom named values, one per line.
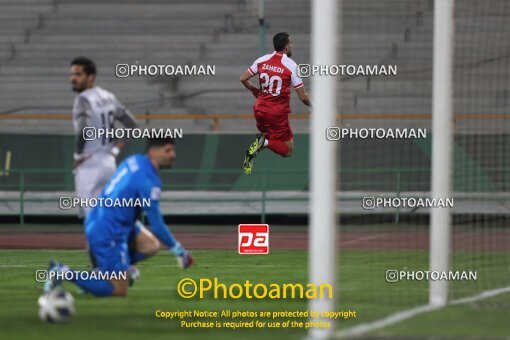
left=254, top=109, right=293, bottom=142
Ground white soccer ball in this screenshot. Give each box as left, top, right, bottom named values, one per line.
left=38, top=289, right=75, bottom=323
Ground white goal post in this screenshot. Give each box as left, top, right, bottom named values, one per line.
left=308, top=0, right=339, bottom=338
left=429, top=0, right=455, bottom=307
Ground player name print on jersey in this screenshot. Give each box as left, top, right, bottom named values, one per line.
left=262, top=64, right=285, bottom=74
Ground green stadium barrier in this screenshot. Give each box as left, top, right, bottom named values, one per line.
left=0, top=133, right=507, bottom=223
left=1, top=132, right=506, bottom=192
left=0, top=167, right=432, bottom=224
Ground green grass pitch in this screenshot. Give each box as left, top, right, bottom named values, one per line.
left=0, top=249, right=508, bottom=339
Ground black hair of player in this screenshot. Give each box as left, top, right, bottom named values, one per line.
left=146, top=137, right=175, bottom=151
left=273, top=32, right=290, bottom=52
left=71, top=56, right=97, bottom=75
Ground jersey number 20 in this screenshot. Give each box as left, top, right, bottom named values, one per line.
left=260, top=73, right=282, bottom=97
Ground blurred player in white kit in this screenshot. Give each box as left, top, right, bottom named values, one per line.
left=70, top=56, right=138, bottom=217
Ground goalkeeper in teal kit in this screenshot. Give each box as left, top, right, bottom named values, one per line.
left=44, top=137, right=194, bottom=297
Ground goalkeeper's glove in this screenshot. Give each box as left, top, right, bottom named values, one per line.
left=171, top=242, right=195, bottom=269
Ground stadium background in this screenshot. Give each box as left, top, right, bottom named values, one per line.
left=0, top=0, right=509, bottom=339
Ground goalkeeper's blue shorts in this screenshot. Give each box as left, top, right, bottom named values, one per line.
left=89, top=239, right=130, bottom=273
left=87, top=222, right=142, bottom=273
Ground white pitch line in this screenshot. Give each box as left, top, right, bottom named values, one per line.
left=338, top=233, right=388, bottom=247
left=225, top=264, right=294, bottom=268
left=145, top=264, right=293, bottom=268
left=335, top=286, right=510, bottom=338
left=449, top=286, right=510, bottom=305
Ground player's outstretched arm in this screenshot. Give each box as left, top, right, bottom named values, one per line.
left=145, top=204, right=194, bottom=269
left=240, top=70, right=260, bottom=98
left=296, top=86, right=312, bottom=107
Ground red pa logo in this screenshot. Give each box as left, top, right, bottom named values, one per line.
left=238, top=224, right=269, bottom=254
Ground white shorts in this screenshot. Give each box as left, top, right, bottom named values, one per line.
left=74, top=152, right=116, bottom=217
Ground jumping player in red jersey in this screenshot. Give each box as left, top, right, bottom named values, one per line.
left=240, top=32, right=312, bottom=174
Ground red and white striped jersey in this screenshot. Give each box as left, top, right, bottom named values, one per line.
left=248, top=51, right=303, bottom=114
